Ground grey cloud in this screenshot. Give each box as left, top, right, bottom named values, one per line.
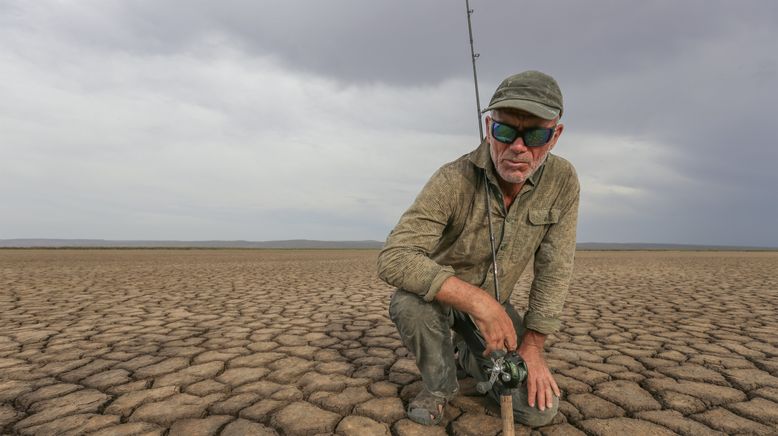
left=8, top=0, right=468, bottom=85
left=2, top=0, right=777, bottom=246
left=9, top=1, right=776, bottom=88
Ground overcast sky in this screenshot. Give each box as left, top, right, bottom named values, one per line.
left=2, top=1, right=777, bottom=246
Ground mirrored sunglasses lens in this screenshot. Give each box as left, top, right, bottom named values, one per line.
left=492, top=122, right=518, bottom=143
left=524, top=128, right=553, bottom=147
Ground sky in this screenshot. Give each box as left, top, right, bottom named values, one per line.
left=1, top=1, right=777, bottom=246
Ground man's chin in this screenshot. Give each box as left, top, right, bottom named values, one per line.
left=498, top=171, right=528, bottom=185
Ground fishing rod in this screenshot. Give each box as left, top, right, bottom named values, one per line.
left=465, top=0, right=499, bottom=304
left=466, top=0, right=484, bottom=143
left=463, top=3, right=526, bottom=434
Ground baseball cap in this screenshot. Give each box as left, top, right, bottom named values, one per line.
left=483, top=70, right=563, bottom=120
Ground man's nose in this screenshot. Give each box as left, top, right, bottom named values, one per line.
left=508, top=137, right=528, bottom=152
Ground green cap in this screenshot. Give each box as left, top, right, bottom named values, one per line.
left=483, top=70, right=563, bottom=120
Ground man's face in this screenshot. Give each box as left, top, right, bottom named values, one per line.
left=487, top=110, right=563, bottom=187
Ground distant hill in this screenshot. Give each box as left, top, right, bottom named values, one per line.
left=576, top=242, right=777, bottom=251
left=1, top=239, right=775, bottom=251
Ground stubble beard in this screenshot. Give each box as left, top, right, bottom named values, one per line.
left=491, top=146, right=549, bottom=185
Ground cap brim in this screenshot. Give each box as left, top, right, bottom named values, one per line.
left=482, top=99, right=559, bottom=120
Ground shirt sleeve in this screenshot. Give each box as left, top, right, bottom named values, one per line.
left=525, top=170, right=580, bottom=334
left=377, top=166, right=457, bottom=302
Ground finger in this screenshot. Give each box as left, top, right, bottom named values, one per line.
left=505, top=326, right=518, bottom=351
left=526, top=376, right=536, bottom=407
left=479, top=329, right=495, bottom=356
left=551, top=376, right=561, bottom=398
left=537, top=380, right=546, bottom=411
left=483, top=339, right=501, bottom=357
left=546, top=384, right=555, bottom=408
left=499, top=312, right=517, bottom=347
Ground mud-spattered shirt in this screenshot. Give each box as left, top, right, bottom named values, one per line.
left=377, top=140, right=579, bottom=334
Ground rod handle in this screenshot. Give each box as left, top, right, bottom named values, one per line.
left=501, top=394, right=514, bottom=435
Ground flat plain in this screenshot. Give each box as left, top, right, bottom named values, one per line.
left=1, top=249, right=777, bottom=435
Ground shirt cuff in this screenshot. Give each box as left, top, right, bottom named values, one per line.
left=523, top=311, right=562, bottom=335
left=422, top=266, right=456, bottom=302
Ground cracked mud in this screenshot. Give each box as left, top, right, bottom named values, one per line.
left=1, top=249, right=777, bottom=435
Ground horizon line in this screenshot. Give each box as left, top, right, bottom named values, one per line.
left=1, top=238, right=776, bottom=251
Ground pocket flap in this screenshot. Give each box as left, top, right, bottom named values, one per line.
left=529, top=208, right=560, bottom=225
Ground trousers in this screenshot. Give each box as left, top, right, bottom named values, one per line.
left=389, top=288, right=559, bottom=427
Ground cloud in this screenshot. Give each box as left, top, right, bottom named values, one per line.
left=1, top=0, right=776, bottom=246
left=0, top=23, right=478, bottom=240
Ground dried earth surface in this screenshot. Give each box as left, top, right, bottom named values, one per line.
left=1, top=249, right=777, bottom=435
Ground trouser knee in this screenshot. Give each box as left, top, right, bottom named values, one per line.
left=513, top=393, right=559, bottom=427
left=388, top=289, right=458, bottom=398
left=388, top=289, right=450, bottom=341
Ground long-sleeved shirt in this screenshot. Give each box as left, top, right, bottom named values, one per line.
left=377, top=139, right=579, bottom=335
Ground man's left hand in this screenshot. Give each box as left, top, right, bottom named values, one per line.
left=517, top=330, right=560, bottom=411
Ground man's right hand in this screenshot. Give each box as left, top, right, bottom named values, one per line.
left=435, top=276, right=517, bottom=356
left=470, top=296, right=517, bottom=356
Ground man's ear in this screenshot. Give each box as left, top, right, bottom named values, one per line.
left=548, top=123, right=564, bottom=151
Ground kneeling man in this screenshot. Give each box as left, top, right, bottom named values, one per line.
left=378, top=71, right=579, bottom=427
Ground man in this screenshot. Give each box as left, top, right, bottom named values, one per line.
left=377, top=70, right=579, bottom=427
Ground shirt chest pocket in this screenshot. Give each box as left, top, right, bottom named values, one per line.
left=528, top=208, right=560, bottom=225
left=509, top=208, right=560, bottom=262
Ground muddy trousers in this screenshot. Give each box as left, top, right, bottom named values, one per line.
left=389, top=288, right=559, bottom=427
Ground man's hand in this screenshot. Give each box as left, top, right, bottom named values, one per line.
left=518, top=330, right=560, bottom=411
left=470, top=297, right=517, bottom=357
left=434, top=277, right=517, bottom=356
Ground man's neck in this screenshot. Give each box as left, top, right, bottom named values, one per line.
left=497, top=179, right=525, bottom=211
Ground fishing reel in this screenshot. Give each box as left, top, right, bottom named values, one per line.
left=451, top=312, right=528, bottom=395
left=476, top=350, right=528, bottom=395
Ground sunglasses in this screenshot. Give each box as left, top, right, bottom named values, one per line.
left=490, top=120, right=556, bottom=147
